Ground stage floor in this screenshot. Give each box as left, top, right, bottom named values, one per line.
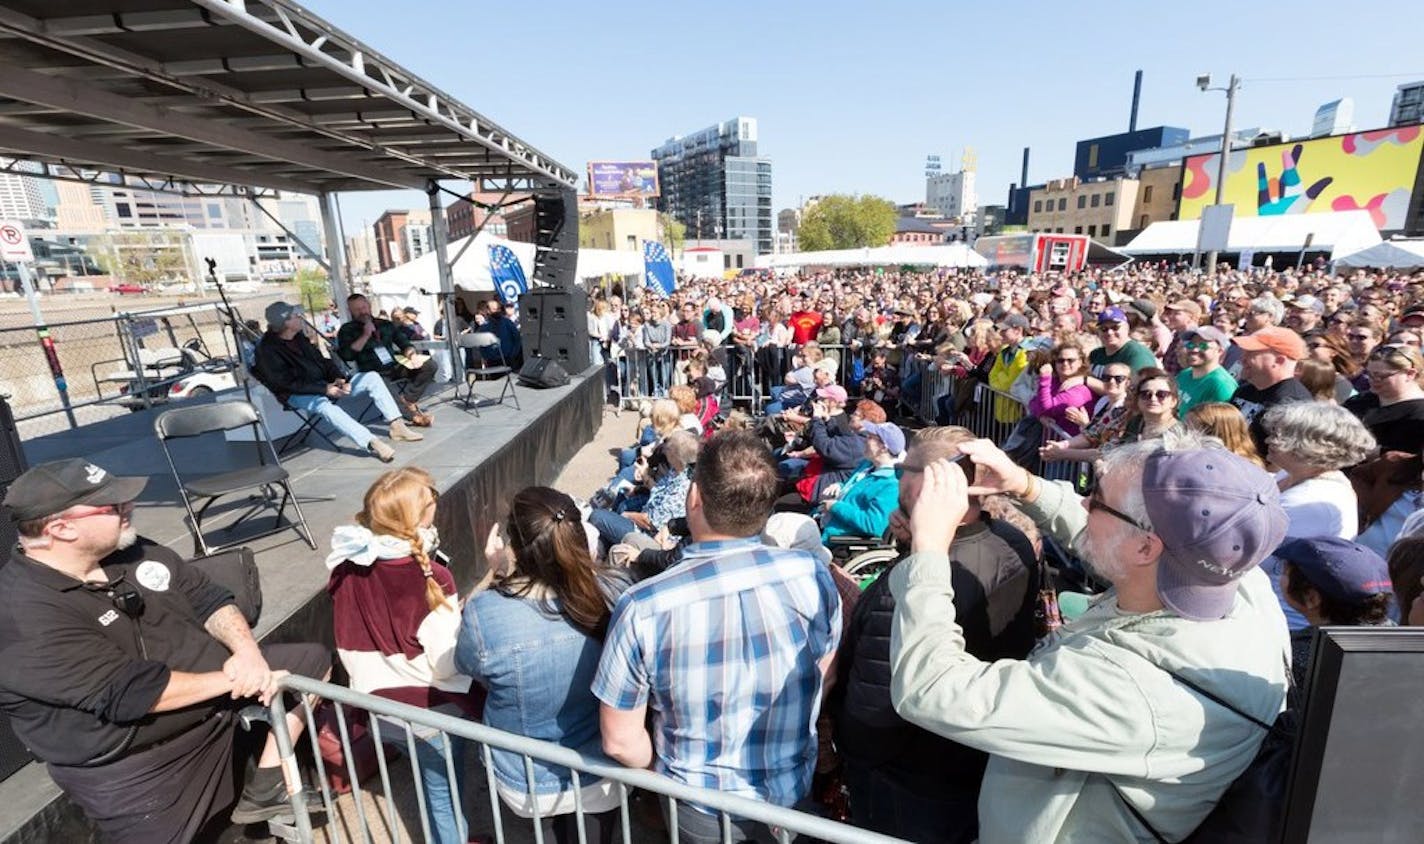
left=0, top=370, right=603, bottom=843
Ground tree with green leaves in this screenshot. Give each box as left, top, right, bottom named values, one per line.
left=294, top=266, right=331, bottom=312
left=796, top=194, right=898, bottom=251
left=658, top=212, right=686, bottom=256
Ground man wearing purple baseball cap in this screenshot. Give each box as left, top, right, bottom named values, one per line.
left=885, top=432, right=1290, bottom=842
left=1087, top=306, right=1157, bottom=391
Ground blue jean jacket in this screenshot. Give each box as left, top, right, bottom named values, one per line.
left=454, top=589, right=612, bottom=794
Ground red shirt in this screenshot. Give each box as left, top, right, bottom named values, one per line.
left=789, top=310, right=824, bottom=345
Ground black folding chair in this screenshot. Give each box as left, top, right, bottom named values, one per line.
left=457, top=332, right=521, bottom=416
left=154, top=400, right=317, bottom=556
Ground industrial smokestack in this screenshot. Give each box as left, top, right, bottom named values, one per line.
left=1020, top=147, right=1030, bottom=188
left=1129, top=70, right=1143, bottom=132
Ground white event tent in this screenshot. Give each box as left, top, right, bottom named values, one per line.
left=757, top=243, right=987, bottom=270
left=1120, top=210, right=1382, bottom=261
left=366, top=232, right=644, bottom=320
left=1334, top=239, right=1424, bottom=269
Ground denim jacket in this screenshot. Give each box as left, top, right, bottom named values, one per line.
left=454, top=575, right=628, bottom=794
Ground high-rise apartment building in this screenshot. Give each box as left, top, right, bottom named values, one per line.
left=1391, top=81, right=1424, bottom=127
left=652, top=117, right=773, bottom=255
left=0, top=165, right=49, bottom=222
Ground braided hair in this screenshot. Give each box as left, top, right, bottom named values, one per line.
left=357, top=467, right=447, bottom=612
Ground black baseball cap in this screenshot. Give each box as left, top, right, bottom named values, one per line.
left=3, top=459, right=146, bottom=522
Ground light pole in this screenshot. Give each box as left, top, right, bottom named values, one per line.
left=1197, top=72, right=1240, bottom=275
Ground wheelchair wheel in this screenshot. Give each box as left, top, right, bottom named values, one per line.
left=842, top=548, right=898, bottom=589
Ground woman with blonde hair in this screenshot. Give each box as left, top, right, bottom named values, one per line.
left=328, top=468, right=481, bottom=844
left=456, top=487, right=630, bottom=844
left=1185, top=401, right=1264, bottom=467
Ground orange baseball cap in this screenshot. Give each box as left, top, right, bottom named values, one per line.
left=1232, top=326, right=1307, bottom=360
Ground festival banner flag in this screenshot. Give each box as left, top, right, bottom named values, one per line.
left=643, top=240, right=676, bottom=297
left=489, top=243, right=528, bottom=303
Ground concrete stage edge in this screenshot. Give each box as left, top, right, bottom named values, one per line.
left=0, top=371, right=603, bottom=844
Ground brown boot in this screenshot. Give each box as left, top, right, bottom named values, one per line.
left=400, top=397, right=433, bottom=427
left=367, top=439, right=395, bottom=463
left=389, top=419, right=424, bottom=442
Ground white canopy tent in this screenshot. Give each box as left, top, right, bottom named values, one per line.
left=367, top=232, right=644, bottom=319
left=1334, top=239, right=1424, bottom=269
left=1120, top=210, right=1382, bottom=261
left=756, top=243, right=988, bottom=270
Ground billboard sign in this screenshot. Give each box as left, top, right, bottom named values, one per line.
left=1178, top=126, right=1424, bottom=231
left=587, top=161, right=660, bottom=198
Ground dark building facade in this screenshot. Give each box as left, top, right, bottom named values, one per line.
left=1074, top=126, right=1189, bottom=180
left=652, top=117, right=773, bottom=255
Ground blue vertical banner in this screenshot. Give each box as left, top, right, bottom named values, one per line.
left=489, top=243, right=528, bottom=303
left=643, top=241, right=676, bottom=297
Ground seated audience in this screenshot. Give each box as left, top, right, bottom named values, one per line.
left=820, top=421, right=905, bottom=543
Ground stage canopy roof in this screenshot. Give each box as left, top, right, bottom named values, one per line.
left=1334, top=240, right=1424, bottom=270
left=0, top=0, right=578, bottom=195
left=1120, top=211, right=1382, bottom=261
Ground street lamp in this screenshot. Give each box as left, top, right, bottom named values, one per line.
left=1197, top=72, right=1241, bottom=275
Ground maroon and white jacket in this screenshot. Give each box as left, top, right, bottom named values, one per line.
left=326, top=527, right=481, bottom=717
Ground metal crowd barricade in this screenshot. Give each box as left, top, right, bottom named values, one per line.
left=1038, top=418, right=1095, bottom=494
left=267, top=673, right=909, bottom=844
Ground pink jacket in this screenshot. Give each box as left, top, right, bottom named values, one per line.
left=1029, top=374, right=1095, bottom=435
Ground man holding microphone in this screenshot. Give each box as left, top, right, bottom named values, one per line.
left=336, top=293, right=438, bottom=427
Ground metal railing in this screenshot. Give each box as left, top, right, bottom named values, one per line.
left=268, top=673, right=908, bottom=844
left=0, top=294, right=285, bottom=437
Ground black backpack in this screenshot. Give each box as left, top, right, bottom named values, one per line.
left=1115, top=667, right=1297, bottom=843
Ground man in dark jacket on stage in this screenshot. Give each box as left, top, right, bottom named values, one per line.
left=253, top=301, right=421, bottom=463
left=336, top=293, right=438, bottom=426
left=832, top=425, right=1038, bottom=843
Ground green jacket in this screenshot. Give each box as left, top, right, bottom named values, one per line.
left=888, top=478, right=1289, bottom=843
left=335, top=317, right=413, bottom=374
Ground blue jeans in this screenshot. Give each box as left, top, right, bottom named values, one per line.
left=649, top=350, right=671, bottom=396
left=415, top=732, right=469, bottom=844
left=285, top=371, right=400, bottom=449
left=588, top=508, right=639, bottom=548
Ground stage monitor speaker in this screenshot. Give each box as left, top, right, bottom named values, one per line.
left=532, top=190, right=579, bottom=289
left=519, top=287, right=591, bottom=373
left=518, top=356, right=570, bottom=389
left=0, top=395, right=31, bottom=783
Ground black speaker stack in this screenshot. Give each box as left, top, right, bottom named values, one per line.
left=518, top=188, right=592, bottom=374
left=0, top=394, right=32, bottom=782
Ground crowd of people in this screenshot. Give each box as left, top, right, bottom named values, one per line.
left=2, top=259, right=1424, bottom=843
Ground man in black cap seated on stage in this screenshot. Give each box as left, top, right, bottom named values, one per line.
left=0, top=459, right=330, bottom=842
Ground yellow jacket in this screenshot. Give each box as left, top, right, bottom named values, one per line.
left=987, top=347, right=1027, bottom=423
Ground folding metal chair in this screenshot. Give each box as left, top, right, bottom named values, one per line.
left=154, top=400, right=317, bottom=556
left=457, top=332, right=520, bottom=416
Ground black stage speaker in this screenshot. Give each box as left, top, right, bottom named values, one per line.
left=532, top=189, right=579, bottom=290
left=518, top=356, right=570, bottom=389
left=519, top=286, right=591, bottom=374
left=0, top=394, right=31, bottom=783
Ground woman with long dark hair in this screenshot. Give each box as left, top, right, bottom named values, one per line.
left=455, top=487, right=630, bottom=844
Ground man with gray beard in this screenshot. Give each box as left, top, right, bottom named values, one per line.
left=0, top=459, right=329, bottom=842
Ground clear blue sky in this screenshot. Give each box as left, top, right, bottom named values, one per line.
left=308, top=0, right=1424, bottom=234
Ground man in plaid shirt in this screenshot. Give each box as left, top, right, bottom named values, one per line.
left=594, top=430, right=842, bottom=843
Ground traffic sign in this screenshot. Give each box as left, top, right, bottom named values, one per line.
left=0, top=220, right=34, bottom=263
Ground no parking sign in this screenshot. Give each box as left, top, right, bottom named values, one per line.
left=0, top=220, right=34, bottom=263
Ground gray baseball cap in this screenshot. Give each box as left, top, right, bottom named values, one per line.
left=1144, top=447, right=1288, bottom=621
left=1185, top=325, right=1231, bottom=349
left=264, top=300, right=303, bottom=330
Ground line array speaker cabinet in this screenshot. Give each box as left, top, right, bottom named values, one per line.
left=0, top=394, right=31, bottom=783
left=532, top=189, right=579, bottom=290
left=518, top=287, right=591, bottom=374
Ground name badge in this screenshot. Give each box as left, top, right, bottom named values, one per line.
left=373, top=345, right=395, bottom=366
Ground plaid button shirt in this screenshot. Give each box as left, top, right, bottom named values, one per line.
left=592, top=537, right=842, bottom=811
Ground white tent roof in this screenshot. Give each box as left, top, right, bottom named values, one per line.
left=1334, top=239, right=1424, bottom=269
left=757, top=243, right=987, bottom=269
left=1120, top=210, right=1382, bottom=260
left=367, top=233, right=644, bottom=296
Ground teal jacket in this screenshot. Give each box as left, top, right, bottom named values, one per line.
left=820, top=461, right=899, bottom=543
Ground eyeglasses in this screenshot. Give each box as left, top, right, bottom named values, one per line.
left=1104, top=374, right=1130, bottom=384
left=1137, top=388, right=1173, bottom=402
left=1183, top=341, right=1214, bottom=352
left=1087, top=493, right=1153, bottom=533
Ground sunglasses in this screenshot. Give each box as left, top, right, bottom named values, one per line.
left=1104, top=374, right=1130, bottom=383
left=1098, top=322, right=1125, bottom=331
left=1054, top=356, right=1081, bottom=364
left=1087, top=493, right=1153, bottom=533
left=64, top=502, right=133, bottom=521
left=1137, top=388, right=1173, bottom=402
left=1184, top=341, right=1214, bottom=352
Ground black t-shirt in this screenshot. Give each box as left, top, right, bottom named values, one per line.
left=1346, top=394, right=1424, bottom=454
left=0, top=537, right=235, bottom=766
left=1231, top=377, right=1314, bottom=456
